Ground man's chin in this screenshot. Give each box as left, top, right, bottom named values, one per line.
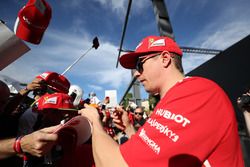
left=145, top=88, right=154, bottom=94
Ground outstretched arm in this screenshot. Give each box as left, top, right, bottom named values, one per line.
left=243, top=111, right=250, bottom=136
left=0, top=138, right=16, bottom=159
left=0, top=125, right=59, bottom=159
left=79, top=105, right=128, bottom=167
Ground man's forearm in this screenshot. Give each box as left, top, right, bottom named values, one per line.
left=0, top=138, right=16, bottom=159
left=243, top=111, right=250, bottom=136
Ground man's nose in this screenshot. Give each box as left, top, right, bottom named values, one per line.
left=133, top=70, right=141, bottom=78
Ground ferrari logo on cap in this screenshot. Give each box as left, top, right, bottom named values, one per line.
left=40, top=72, right=49, bottom=79
left=149, top=39, right=165, bottom=48
left=44, top=96, right=57, bottom=104
left=148, top=38, right=155, bottom=48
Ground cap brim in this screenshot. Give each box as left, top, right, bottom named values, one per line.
left=119, top=52, right=145, bottom=69
left=57, top=108, right=78, bottom=112
left=54, top=116, right=92, bottom=146
left=119, top=51, right=158, bottom=69
left=14, top=17, right=44, bottom=44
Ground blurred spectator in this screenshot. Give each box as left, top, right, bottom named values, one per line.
left=237, top=88, right=250, bottom=137
left=0, top=80, right=58, bottom=166
left=89, top=92, right=100, bottom=105
left=0, top=77, right=43, bottom=138
left=133, top=106, right=147, bottom=131
left=113, top=106, right=147, bottom=144
left=101, top=96, right=110, bottom=110
left=17, top=77, right=49, bottom=136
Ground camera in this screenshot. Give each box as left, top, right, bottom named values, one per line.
left=238, top=92, right=250, bottom=111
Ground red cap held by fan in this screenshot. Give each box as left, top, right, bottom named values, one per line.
left=14, top=0, right=52, bottom=44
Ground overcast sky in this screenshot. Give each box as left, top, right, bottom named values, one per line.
left=1, top=0, right=250, bottom=101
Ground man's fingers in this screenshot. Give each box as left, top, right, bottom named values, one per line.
left=113, top=118, right=122, bottom=124
left=40, top=124, right=61, bottom=133
left=38, top=132, right=58, bottom=142
left=39, top=125, right=61, bottom=140
left=84, top=103, right=89, bottom=108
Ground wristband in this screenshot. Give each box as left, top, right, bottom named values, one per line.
left=13, top=136, right=24, bottom=154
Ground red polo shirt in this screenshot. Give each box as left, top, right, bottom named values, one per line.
left=120, top=77, right=244, bottom=167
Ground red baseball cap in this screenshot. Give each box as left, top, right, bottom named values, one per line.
left=14, top=0, right=52, bottom=44
left=34, top=93, right=92, bottom=146
left=35, top=93, right=77, bottom=111
left=36, top=71, right=70, bottom=93
left=119, top=36, right=182, bottom=69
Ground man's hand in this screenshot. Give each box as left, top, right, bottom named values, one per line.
left=21, top=125, right=59, bottom=157
left=27, top=78, right=45, bottom=90
left=111, top=107, right=127, bottom=131
left=111, top=106, right=136, bottom=138
left=19, top=78, right=45, bottom=96
left=78, top=104, right=100, bottom=124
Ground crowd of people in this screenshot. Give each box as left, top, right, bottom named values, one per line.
left=0, top=79, right=59, bottom=166
left=0, top=70, right=149, bottom=166
left=0, top=35, right=248, bottom=167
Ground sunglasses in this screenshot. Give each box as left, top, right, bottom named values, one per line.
left=33, top=85, right=56, bottom=96
left=135, top=52, right=161, bottom=73
left=135, top=112, right=143, bottom=116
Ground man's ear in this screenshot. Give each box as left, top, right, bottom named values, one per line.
left=161, top=51, right=172, bottom=68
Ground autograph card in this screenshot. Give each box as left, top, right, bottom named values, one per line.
left=54, top=116, right=92, bottom=146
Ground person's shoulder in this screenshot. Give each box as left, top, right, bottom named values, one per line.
left=184, top=76, right=220, bottom=88
left=186, top=77, right=229, bottom=100
left=185, top=76, right=213, bottom=83
left=172, top=76, right=225, bottom=96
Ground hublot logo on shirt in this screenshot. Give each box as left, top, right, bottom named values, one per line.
left=156, top=108, right=191, bottom=127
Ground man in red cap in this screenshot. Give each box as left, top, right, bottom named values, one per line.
left=79, top=35, right=245, bottom=166
left=17, top=71, right=70, bottom=135
left=31, top=92, right=93, bottom=167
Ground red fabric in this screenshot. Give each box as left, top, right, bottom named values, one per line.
left=120, top=77, right=244, bottom=167
left=35, top=93, right=76, bottom=111
left=128, top=112, right=134, bottom=125
left=56, top=144, right=95, bottom=167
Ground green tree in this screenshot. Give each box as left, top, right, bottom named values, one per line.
left=122, top=92, right=133, bottom=109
